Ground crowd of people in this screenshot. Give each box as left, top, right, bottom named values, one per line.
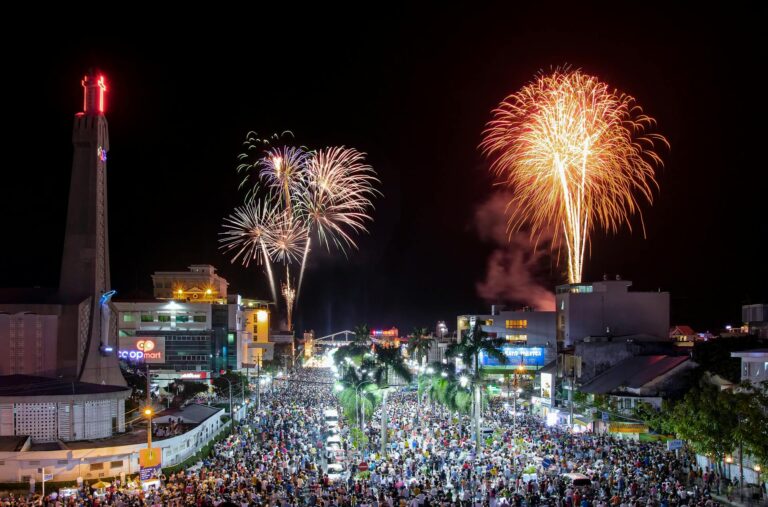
left=0, top=367, right=760, bottom=506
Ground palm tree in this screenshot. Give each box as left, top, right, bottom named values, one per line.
left=353, top=324, right=371, bottom=344
left=407, top=327, right=432, bottom=367
left=335, top=366, right=380, bottom=429
left=371, top=345, right=413, bottom=456
left=446, top=322, right=508, bottom=449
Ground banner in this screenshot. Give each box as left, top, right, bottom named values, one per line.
left=609, top=422, right=649, bottom=434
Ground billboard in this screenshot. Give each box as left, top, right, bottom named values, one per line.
left=540, top=372, right=554, bottom=405
left=478, top=346, right=545, bottom=368
left=118, top=336, right=165, bottom=364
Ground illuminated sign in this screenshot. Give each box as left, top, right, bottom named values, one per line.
left=180, top=371, right=208, bottom=380
left=371, top=328, right=399, bottom=337
left=540, top=372, right=554, bottom=405
left=118, top=337, right=165, bottom=364
left=478, top=346, right=545, bottom=367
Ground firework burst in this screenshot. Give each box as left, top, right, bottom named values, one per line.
left=481, top=68, right=667, bottom=283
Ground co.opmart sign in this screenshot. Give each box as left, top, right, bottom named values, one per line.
left=117, top=337, right=165, bottom=364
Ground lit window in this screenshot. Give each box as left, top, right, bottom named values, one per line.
left=485, top=319, right=494, bottom=326
left=122, top=314, right=135, bottom=323
left=158, top=315, right=171, bottom=323
left=175, top=314, right=189, bottom=323
left=193, top=315, right=207, bottom=323
left=140, top=313, right=153, bottom=323
left=505, top=320, right=527, bottom=329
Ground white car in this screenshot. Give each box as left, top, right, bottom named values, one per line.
left=327, top=463, right=346, bottom=482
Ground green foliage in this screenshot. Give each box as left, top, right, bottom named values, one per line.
left=662, top=379, right=768, bottom=463
left=349, top=427, right=369, bottom=449
left=212, top=371, right=250, bottom=399
left=408, top=328, right=432, bottom=364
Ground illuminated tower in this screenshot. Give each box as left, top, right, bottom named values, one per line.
left=59, top=72, right=125, bottom=386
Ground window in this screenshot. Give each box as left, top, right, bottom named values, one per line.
left=89, top=463, right=104, bottom=471
left=193, top=315, right=207, bottom=323
left=505, top=320, right=527, bottom=329
left=119, top=329, right=136, bottom=337
left=122, top=313, right=135, bottom=323
left=228, top=333, right=235, bottom=344
left=485, top=319, right=494, bottom=326
left=158, top=315, right=171, bottom=322
left=175, top=314, right=189, bottom=323
left=140, top=313, right=154, bottom=322
left=110, top=460, right=123, bottom=469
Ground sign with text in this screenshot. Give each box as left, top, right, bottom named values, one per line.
left=667, top=439, right=684, bottom=451
left=479, top=346, right=545, bottom=368
left=118, top=336, right=165, bottom=363
left=609, top=422, right=649, bottom=434
left=540, top=372, right=554, bottom=405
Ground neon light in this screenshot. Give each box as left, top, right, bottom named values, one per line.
left=99, top=289, right=117, bottom=305
left=98, top=75, right=106, bottom=113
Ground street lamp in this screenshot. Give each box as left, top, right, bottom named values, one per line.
left=143, top=407, right=154, bottom=453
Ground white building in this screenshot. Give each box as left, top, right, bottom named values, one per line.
left=731, top=349, right=768, bottom=385
left=114, top=298, right=250, bottom=375
left=0, top=375, right=129, bottom=443
left=151, top=265, right=229, bottom=303
left=456, top=308, right=556, bottom=372
left=556, top=279, right=669, bottom=347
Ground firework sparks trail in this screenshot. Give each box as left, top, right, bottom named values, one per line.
left=293, top=147, right=379, bottom=298
left=219, top=199, right=279, bottom=301
left=282, top=266, right=296, bottom=332
left=223, top=138, right=380, bottom=326
left=481, top=68, right=667, bottom=283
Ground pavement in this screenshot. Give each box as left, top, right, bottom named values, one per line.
left=711, top=488, right=768, bottom=507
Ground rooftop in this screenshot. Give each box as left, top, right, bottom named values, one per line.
left=0, top=375, right=130, bottom=397
left=0, top=436, right=30, bottom=452
left=579, top=355, right=690, bottom=394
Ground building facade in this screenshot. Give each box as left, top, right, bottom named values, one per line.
left=731, top=349, right=768, bottom=385
left=151, top=265, right=229, bottom=303
left=456, top=309, right=556, bottom=372
left=555, top=279, right=669, bottom=347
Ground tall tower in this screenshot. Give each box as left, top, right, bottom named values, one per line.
left=59, top=72, right=125, bottom=386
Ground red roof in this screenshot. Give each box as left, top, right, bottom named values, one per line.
left=670, top=325, right=695, bottom=336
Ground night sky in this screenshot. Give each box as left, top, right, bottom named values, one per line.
left=2, top=6, right=765, bottom=336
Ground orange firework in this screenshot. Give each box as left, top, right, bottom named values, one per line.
left=481, top=69, right=667, bottom=283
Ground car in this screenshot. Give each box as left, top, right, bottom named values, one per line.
left=563, top=472, right=591, bottom=489
left=327, top=463, right=346, bottom=482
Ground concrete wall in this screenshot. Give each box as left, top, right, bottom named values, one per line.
left=0, top=313, right=59, bottom=377
left=557, top=282, right=669, bottom=347
left=0, top=408, right=226, bottom=482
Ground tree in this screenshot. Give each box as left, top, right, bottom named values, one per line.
left=353, top=324, right=371, bottom=345
left=407, top=327, right=432, bottom=366
left=445, top=323, right=508, bottom=449
left=212, top=371, right=250, bottom=400
left=665, top=379, right=738, bottom=468
left=168, top=380, right=209, bottom=408
left=370, top=345, right=413, bottom=456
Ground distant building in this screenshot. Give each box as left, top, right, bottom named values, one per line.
left=579, top=355, right=697, bottom=413
left=742, top=304, right=768, bottom=338
left=114, top=293, right=271, bottom=376
left=151, top=265, right=229, bottom=303
left=731, top=349, right=768, bottom=385
left=556, top=279, right=669, bottom=347
left=456, top=308, right=556, bottom=373
left=669, top=325, right=697, bottom=347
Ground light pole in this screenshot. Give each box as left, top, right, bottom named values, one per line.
left=144, top=407, right=154, bottom=453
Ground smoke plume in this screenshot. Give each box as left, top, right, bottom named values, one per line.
left=475, top=192, right=556, bottom=311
